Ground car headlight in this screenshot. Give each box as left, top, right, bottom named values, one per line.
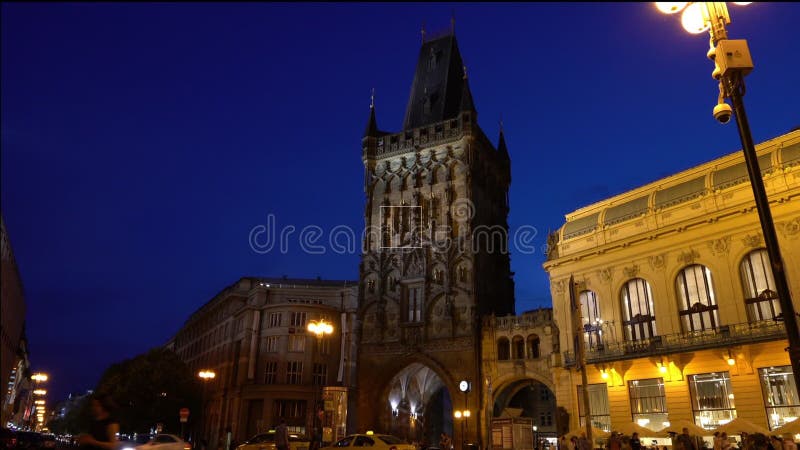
left=122, top=446, right=136, bottom=450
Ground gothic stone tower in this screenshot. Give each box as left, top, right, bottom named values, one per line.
left=355, top=32, right=514, bottom=447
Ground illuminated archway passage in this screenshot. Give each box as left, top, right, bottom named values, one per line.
left=387, top=363, right=453, bottom=445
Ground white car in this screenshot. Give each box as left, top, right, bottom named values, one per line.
left=133, top=434, right=191, bottom=450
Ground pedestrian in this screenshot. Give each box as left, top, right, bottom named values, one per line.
left=771, top=436, right=784, bottom=450
left=275, top=418, right=289, bottom=450
left=782, top=434, right=797, bottom=450
left=677, top=428, right=697, bottom=450
left=715, top=433, right=723, bottom=450
left=76, top=393, right=120, bottom=450
left=721, top=433, right=731, bottom=450
left=631, top=432, right=642, bottom=450
left=578, top=432, right=592, bottom=450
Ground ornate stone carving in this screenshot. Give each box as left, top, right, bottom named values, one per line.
left=598, top=267, right=613, bottom=284
left=553, top=279, right=566, bottom=296
left=623, top=264, right=639, bottom=278
left=677, top=249, right=700, bottom=265
left=779, top=217, right=800, bottom=240
left=742, top=233, right=763, bottom=248
left=648, top=254, right=666, bottom=271
left=708, top=236, right=731, bottom=257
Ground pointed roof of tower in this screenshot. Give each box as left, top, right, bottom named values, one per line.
left=402, top=33, right=472, bottom=130
left=498, top=122, right=510, bottom=160
left=364, top=89, right=379, bottom=138
left=460, top=66, right=476, bottom=113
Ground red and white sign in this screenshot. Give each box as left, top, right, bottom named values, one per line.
left=180, top=408, right=190, bottom=423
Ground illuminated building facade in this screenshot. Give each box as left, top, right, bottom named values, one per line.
left=544, top=129, right=800, bottom=435
left=1, top=215, right=30, bottom=428
left=170, top=277, right=357, bottom=449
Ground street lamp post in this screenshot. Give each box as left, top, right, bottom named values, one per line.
left=198, top=370, right=216, bottom=450
left=656, top=1, right=800, bottom=391
left=454, top=409, right=470, bottom=450
left=533, top=425, right=538, bottom=450
left=307, top=319, right=333, bottom=449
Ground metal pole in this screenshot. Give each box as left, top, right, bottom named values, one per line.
left=724, top=70, right=800, bottom=393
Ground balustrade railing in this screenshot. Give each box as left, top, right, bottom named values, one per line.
left=561, top=319, right=785, bottom=367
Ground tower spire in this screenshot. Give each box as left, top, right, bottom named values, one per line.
left=364, top=88, right=379, bottom=138
left=421, top=22, right=426, bottom=44
left=451, top=10, right=456, bottom=34
left=497, top=117, right=509, bottom=161
left=460, top=64, right=476, bottom=114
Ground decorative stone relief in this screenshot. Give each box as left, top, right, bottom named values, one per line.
left=779, top=217, right=800, bottom=240
left=648, top=254, right=666, bottom=271
left=598, top=267, right=613, bottom=284
left=677, top=249, right=700, bottom=265
left=742, top=234, right=763, bottom=248
left=553, top=279, right=566, bottom=296
left=623, top=264, right=639, bottom=278
left=709, top=236, right=731, bottom=257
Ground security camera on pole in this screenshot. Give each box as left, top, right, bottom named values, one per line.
left=656, top=1, right=800, bottom=392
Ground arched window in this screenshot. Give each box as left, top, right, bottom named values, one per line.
left=527, top=334, right=541, bottom=359
left=512, top=336, right=525, bottom=360
left=740, top=249, right=781, bottom=321
left=580, top=290, right=603, bottom=350
left=677, top=264, right=719, bottom=332
left=621, top=278, right=658, bottom=341
left=497, top=337, right=510, bottom=361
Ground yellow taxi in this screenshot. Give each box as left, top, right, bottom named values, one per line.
left=320, top=433, right=415, bottom=449
left=236, top=431, right=309, bottom=450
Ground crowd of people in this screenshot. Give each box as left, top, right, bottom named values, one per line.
left=558, top=427, right=798, bottom=450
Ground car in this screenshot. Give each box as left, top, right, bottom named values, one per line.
left=320, top=433, right=415, bottom=450
left=236, top=431, right=309, bottom=450
left=0, top=428, right=17, bottom=450
left=134, top=434, right=191, bottom=450
left=119, top=435, right=154, bottom=450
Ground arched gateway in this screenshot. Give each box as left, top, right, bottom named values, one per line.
left=385, top=363, right=454, bottom=445
left=355, top=29, right=514, bottom=450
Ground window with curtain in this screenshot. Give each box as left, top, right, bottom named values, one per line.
left=578, top=383, right=611, bottom=432
left=759, top=366, right=799, bottom=430
left=741, top=249, right=782, bottom=322
left=688, top=372, right=737, bottom=429
left=621, top=278, right=657, bottom=341
left=580, top=290, right=603, bottom=350
left=677, top=265, right=719, bottom=332
left=629, top=378, right=669, bottom=431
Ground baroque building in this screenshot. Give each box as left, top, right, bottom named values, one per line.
left=544, top=130, right=800, bottom=437
left=356, top=30, right=514, bottom=448
left=170, top=277, right=357, bottom=449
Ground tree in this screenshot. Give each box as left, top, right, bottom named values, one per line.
left=94, top=348, right=201, bottom=434
left=47, top=397, right=91, bottom=435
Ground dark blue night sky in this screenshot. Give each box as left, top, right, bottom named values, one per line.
left=2, top=3, right=799, bottom=401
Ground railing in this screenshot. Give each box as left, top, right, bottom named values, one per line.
left=376, top=117, right=465, bottom=156
left=562, top=319, right=786, bottom=366
left=490, top=310, right=553, bottom=331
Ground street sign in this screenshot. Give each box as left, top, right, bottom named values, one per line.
left=180, top=408, right=190, bottom=423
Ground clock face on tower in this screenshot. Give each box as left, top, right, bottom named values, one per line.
left=459, top=380, right=469, bottom=392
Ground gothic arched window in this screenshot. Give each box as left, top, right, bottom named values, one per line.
left=677, top=264, right=719, bottom=332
